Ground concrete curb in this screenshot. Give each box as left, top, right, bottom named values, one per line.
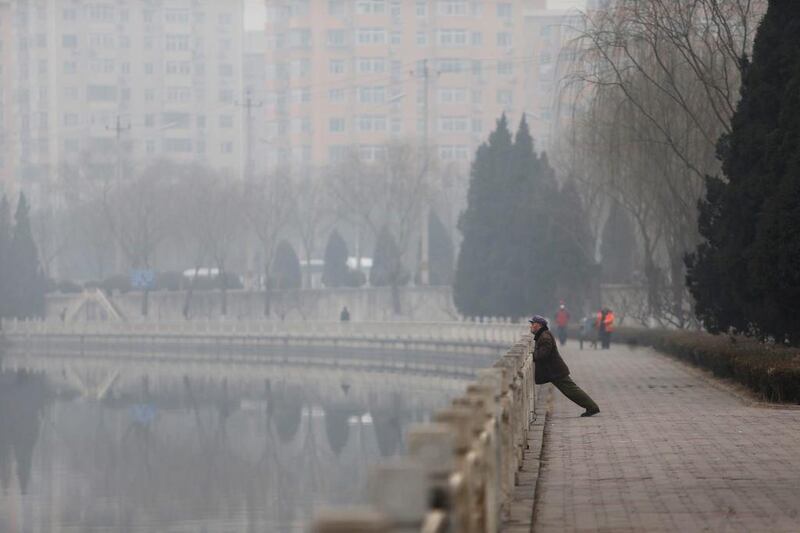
left=501, top=384, right=553, bottom=532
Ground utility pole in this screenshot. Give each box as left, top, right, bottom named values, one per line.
left=420, top=59, right=431, bottom=285
left=236, top=88, right=263, bottom=282
left=106, top=116, right=131, bottom=274
left=236, top=88, right=263, bottom=183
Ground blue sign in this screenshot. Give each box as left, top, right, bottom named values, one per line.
left=130, top=269, right=156, bottom=289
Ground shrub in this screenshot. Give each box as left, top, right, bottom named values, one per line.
left=618, top=328, right=800, bottom=404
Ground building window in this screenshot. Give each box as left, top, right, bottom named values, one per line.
left=63, top=113, right=79, bottom=127
left=327, top=29, right=347, bottom=47
left=471, top=32, right=482, bottom=46
left=329, top=88, right=345, bottom=102
left=438, top=29, right=467, bottom=47
left=329, top=0, right=346, bottom=16
left=356, top=28, right=386, bottom=44
left=329, top=118, right=346, bottom=132
left=357, top=57, right=386, bottom=74
left=436, top=58, right=466, bottom=73
left=358, top=86, right=385, bottom=103
left=416, top=31, right=428, bottom=46
left=438, top=1, right=467, bottom=16
left=62, top=35, right=78, bottom=48
left=145, top=114, right=155, bottom=127
left=357, top=115, right=387, bottom=132
left=165, top=34, right=190, bottom=51
left=219, top=115, right=233, bottom=128
left=416, top=1, right=427, bottom=16
left=438, top=88, right=467, bottom=104
left=497, top=3, right=512, bottom=17
left=221, top=142, right=233, bottom=154
left=439, top=116, right=468, bottom=132
left=329, top=59, right=346, bottom=74
left=166, top=87, right=191, bottom=102
left=497, top=32, right=512, bottom=47
left=497, top=61, right=513, bottom=75
left=356, top=0, right=386, bottom=14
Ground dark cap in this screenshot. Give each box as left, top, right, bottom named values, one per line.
left=528, top=315, right=548, bottom=327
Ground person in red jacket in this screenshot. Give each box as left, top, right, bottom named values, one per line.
left=555, top=302, right=570, bottom=346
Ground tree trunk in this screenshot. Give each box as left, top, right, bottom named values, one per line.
left=220, top=266, right=228, bottom=316
left=183, top=267, right=201, bottom=319
left=142, top=289, right=149, bottom=317
left=263, top=267, right=272, bottom=317
left=391, top=281, right=401, bottom=315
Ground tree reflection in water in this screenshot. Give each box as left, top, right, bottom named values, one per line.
left=0, top=359, right=460, bottom=532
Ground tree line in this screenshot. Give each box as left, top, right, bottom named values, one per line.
left=34, top=141, right=456, bottom=317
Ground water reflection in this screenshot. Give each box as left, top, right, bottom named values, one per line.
left=0, top=348, right=465, bottom=533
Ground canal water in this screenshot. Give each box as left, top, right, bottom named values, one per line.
left=0, top=346, right=472, bottom=532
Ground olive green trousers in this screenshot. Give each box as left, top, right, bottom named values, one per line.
left=551, top=376, right=599, bottom=412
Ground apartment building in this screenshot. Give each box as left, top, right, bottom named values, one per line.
left=522, top=7, right=583, bottom=151
left=3, top=0, right=245, bottom=209
left=262, top=0, right=551, bottom=174
left=0, top=0, right=16, bottom=198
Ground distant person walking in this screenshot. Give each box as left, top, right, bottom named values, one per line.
left=339, top=306, right=350, bottom=322
left=555, top=302, right=570, bottom=346
left=529, top=315, right=600, bottom=417
left=595, top=307, right=615, bottom=349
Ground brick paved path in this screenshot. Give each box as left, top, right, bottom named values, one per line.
left=533, top=343, right=800, bottom=533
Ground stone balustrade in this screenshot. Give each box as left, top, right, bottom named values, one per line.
left=0, top=318, right=524, bottom=346
left=311, top=335, right=534, bottom=533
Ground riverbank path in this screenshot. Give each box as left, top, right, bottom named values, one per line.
left=531, top=342, right=800, bottom=532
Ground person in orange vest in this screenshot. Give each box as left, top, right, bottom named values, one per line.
left=555, top=302, right=570, bottom=346
left=595, top=307, right=615, bottom=349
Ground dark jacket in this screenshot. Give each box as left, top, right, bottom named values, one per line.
left=533, top=327, right=570, bottom=384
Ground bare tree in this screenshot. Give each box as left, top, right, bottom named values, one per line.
left=244, top=170, right=293, bottom=317
left=555, top=0, right=765, bottom=326
left=192, top=175, right=243, bottom=317
left=290, top=175, right=331, bottom=289
left=329, top=142, right=436, bottom=314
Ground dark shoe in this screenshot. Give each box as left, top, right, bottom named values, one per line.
left=580, top=409, right=600, bottom=417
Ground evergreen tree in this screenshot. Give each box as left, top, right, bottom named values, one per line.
left=601, top=200, right=636, bottom=284
left=8, top=194, right=45, bottom=319
left=322, top=230, right=349, bottom=287
left=0, top=196, right=11, bottom=319
left=550, top=180, right=595, bottom=308
left=455, top=114, right=568, bottom=318
left=271, top=240, right=302, bottom=290
left=428, top=211, right=454, bottom=286
left=687, top=1, right=800, bottom=341
left=454, top=115, right=514, bottom=316
left=507, top=117, right=560, bottom=317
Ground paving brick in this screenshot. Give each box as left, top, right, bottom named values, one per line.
left=532, top=344, right=800, bottom=532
